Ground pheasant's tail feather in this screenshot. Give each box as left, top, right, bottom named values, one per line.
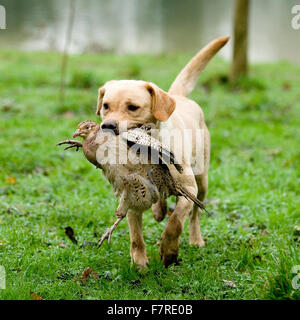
left=179, top=186, right=209, bottom=215
left=174, top=163, right=184, bottom=174
left=160, top=147, right=183, bottom=173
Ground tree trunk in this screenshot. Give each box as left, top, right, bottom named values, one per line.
left=59, top=0, right=76, bottom=104
left=230, top=0, right=249, bottom=82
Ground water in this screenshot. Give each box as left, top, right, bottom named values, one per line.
left=0, top=0, right=299, bottom=63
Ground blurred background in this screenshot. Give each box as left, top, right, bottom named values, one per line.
left=1, top=0, right=300, bottom=63
left=0, top=0, right=300, bottom=301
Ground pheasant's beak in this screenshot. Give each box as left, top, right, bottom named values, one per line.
left=73, top=130, right=80, bottom=138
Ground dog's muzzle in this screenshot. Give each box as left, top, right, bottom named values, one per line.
left=101, top=121, right=119, bottom=135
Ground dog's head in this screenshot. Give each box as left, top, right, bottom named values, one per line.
left=96, top=80, right=176, bottom=134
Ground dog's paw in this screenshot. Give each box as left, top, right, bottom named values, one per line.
left=132, top=258, right=149, bottom=271
left=160, top=252, right=179, bottom=268
left=160, top=238, right=180, bottom=268
left=189, top=238, right=205, bottom=247
left=131, top=251, right=149, bottom=270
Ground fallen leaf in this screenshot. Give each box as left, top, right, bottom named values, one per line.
left=58, top=242, right=68, bottom=248
left=222, top=279, right=236, bottom=288
left=65, top=226, right=78, bottom=244
left=2, top=105, right=12, bottom=112
left=81, top=267, right=99, bottom=285
left=282, top=82, right=291, bottom=90
left=6, top=176, right=16, bottom=184
left=30, top=290, right=44, bottom=300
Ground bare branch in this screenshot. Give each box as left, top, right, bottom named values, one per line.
left=59, top=0, right=76, bottom=103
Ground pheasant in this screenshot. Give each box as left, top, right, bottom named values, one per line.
left=57, top=120, right=207, bottom=247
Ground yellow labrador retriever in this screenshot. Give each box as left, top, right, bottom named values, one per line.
left=96, top=36, right=229, bottom=268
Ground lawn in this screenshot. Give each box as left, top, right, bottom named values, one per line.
left=0, top=50, right=299, bottom=300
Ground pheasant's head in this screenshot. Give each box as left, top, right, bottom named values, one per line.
left=73, top=120, right=98, bottom=139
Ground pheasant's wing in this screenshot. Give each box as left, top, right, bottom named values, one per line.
left=121, top=128, right=183, bottom=173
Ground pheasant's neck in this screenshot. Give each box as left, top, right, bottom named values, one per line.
left=82, top=130, right=99, bottom=166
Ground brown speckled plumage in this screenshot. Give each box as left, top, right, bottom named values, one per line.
left=58, top=121, right=206, bottom=218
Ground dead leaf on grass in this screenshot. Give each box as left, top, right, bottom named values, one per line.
left=30, top=290, right=44, bottom=300
left=81, top=267, right=99, bottom=285
left=6, top=176, right=17, bottom=184
left=65, top=226, right=78, bottom=244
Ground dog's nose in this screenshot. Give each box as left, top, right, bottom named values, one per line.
left=101, top=121, right=119, bottom=135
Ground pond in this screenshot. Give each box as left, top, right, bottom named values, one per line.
left=0, top=0, right=299, bottom=63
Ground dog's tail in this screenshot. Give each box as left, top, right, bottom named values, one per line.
left=168, top=36, right=230, bottom=97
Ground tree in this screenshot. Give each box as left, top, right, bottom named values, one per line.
left=230, top=0, right=249, bottom=82
left=59, top=0, right=76, bottom=103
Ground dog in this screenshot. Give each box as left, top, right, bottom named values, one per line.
left=96, top=36, right=229, bottom=268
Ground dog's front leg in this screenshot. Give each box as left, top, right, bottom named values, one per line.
left=127, top=209, right=148, bottom=269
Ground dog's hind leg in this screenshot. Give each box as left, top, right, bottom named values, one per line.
left=160, top=168, right=197, bottom=267
left=189, top=126, right=210, bottom=246
left=189, top=174, right=207, bottom=246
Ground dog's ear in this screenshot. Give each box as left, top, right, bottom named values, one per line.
left=96, top=86, right=105, bottom=115
left=145, top=83, right=176, bottom=121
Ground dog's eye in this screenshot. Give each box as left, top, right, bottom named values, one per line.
left=103, top=103, right=109, bottom=110
left=128, top=105, right=139, bottom=111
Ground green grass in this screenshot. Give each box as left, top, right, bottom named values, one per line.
left=0, top=50, right=299, bottom=300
